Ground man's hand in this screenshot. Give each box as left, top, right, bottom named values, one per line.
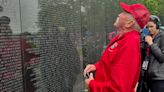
left=83, top=64, right=96, bottom=78
left=85, top=73, right=94, bottom=88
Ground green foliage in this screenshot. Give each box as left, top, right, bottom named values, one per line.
left=138, top=0, right=160, bottom=15
left=158, top=0, right=164, bottom=16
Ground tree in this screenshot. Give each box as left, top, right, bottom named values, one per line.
left=137, top=0, right=160, bottom=15
left=158, top=0, right=164, bottom=16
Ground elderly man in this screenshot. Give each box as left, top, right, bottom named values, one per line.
left=83, top=2, right=150, bottom=92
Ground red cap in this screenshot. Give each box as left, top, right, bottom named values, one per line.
left=120, top=2, right=150, bottom=28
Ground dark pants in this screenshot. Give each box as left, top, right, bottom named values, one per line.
left=149, top=80, right=164, bottom=92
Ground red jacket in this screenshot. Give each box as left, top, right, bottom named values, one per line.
left=89, top=30, right=141, bottom=92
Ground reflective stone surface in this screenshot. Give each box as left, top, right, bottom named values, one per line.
left=0, top=0, right=139, bottom=92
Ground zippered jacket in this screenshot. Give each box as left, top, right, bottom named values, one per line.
left=89, top=30, right=141, bottom=92
left=148, top=30, right=164, bottom=80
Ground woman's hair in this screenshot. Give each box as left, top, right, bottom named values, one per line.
left=149, top=15, right=161, bottom=29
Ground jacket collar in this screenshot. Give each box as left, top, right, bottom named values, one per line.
left=108, top=30, right=139, bottom=47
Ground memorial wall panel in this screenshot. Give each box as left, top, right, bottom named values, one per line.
left=0, top=0, right=139, bottom=92
left=20, top=0, right=82, bottom=92
left=0, top=0, right=23, bottom=91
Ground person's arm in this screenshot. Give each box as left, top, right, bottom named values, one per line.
left=150, top=35, right=164, bottom=63
left=94, top=61, right=101, bottom=69
left=89, top=38, right=141, bottom=92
